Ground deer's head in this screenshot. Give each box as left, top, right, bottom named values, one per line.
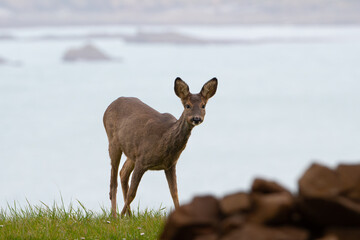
left=174, top=77, right=218, bottom=127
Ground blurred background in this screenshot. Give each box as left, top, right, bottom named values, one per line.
left=1, top=0, right=360, bottom=212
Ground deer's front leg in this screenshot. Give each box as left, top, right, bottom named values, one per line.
left=165, top=165, right=180, bottom=209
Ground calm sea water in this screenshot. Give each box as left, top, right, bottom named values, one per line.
left=1, top=25, right=360, bottom=212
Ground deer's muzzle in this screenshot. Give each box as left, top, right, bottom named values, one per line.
left=191, top=116, right=203, bottom=126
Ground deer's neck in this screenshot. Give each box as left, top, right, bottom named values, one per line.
left=163, top=112, right=193, bottom=155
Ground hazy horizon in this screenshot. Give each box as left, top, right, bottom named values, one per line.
left=1, top=0, right=360, bottom=27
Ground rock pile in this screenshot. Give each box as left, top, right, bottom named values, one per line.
left=160, top=163, right=360, bottom=240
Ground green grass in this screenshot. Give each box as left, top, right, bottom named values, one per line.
left=0, top=200, right=167, bottom=240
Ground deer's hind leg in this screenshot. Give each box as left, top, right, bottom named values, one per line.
left=120, top=158, right=135, bottom=216
left=121, top=164, right=146, bottom=216
left=109, top=144, right=122, bottom=218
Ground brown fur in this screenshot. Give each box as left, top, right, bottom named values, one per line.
left=103, top=77, right=218, bottom=217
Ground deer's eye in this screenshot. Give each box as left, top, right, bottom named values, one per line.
left=201, top=104, right=205, bottom=109
left=185, top=104, right=191, bottom=109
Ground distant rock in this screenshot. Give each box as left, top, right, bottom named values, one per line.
left=0, top=56, right=21, bottom=66
left=123, top=31, right=206, bottom=44
left=63, top=44, right=115, bottom=62
left=121, top=30, right=318, bottom=45
left=0, top=34, right=15, bottom=40
left=38, top=33, right=126, bottom=41
left=0, top=56, right=7, bottom=64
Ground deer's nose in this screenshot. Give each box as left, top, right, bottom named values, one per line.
left=192, top=117, right=202, bottom=125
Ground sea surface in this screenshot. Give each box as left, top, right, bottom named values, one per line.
left=1, top=25, right=360, bottom=212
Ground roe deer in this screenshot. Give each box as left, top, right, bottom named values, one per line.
left=103, top=77, right=218, bottom=217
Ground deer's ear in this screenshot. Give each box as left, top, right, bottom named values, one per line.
left=174, top=77, right=190, bottom=99
left=200, top=77, right=218, bottom=100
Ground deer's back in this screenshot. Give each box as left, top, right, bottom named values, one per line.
left=103, top=97, right=177, bottom=160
